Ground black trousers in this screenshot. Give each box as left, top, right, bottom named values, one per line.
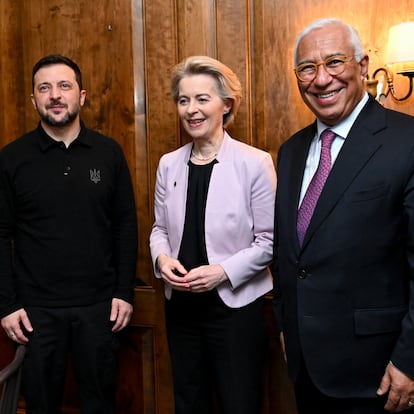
left=165, top=290, right=266, bottom=414
left=294, top=359, right=389, bottom=414
left=22, top=301, right=119, bottom=414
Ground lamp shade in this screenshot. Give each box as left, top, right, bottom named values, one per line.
left=385, top=22, right=414, bottom=64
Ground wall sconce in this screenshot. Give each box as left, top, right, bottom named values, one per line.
left=366, top=22, right=414, bottom=102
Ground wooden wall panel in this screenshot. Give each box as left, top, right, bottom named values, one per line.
left=253, top=0, right=294, bottom=160
left=176, top=0, right=216, bottom=58
left=144, top=0, right=181, bottom=218
left=216, top=0, right=253, bottom=144
left=131, top=0, right=153, bottom=281
left=0, top=0, right=24, bottom=141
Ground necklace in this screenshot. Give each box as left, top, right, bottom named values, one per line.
left=191, top=150, right=217, bottom=161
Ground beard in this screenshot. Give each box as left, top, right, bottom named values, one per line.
left=37, top=102, right=81, bottom=128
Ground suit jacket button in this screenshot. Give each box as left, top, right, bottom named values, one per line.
left=298, top=269, right=307, bottom=279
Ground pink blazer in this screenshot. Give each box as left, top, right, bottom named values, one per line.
left=150, top=132, right=276, bottom=308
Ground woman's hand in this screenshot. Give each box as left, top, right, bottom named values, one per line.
left=182, top=264, right=228, bottom=292
left=157, top=254, right=190, bottom=291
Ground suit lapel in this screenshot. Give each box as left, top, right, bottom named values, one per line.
left=302, top=98, right=387, bottom=248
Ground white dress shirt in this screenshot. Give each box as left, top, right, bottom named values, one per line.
left=299, top=93, right=369, bottom=206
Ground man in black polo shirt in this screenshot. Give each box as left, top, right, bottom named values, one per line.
left=0, top=55, right=138, bottom=413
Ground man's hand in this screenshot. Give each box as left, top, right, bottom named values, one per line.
left=110, top=298, right=133, bottom=332
left=377, top=362, right=414, bottom=412
left=1, top=309, right=33, bottom=344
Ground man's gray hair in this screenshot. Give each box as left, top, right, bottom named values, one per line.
left=294, top=18, right=365, bottom=66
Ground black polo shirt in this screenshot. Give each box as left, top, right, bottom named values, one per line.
left=0, top=122, right=138, bottom=318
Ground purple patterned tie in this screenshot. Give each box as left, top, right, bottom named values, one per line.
left=297, top=129, right=336, bottom=245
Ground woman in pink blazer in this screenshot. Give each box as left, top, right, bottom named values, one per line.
left=150, top=56, right=276, bottom=414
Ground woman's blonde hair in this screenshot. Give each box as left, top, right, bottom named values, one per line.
left=171, top=55, right=242, bottom=128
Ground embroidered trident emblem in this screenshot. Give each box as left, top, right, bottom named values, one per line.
left=89, top=169, right=101, bottom=184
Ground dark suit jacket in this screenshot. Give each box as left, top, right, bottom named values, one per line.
left=273, top=96, right=414, bottom=398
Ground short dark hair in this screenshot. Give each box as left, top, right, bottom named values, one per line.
left=32, top=54, right=83, bottom=92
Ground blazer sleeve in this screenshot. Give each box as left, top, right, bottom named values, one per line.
left=149, top=155, right=172, bottom=278
left=219, top=151, right=276, bottom=289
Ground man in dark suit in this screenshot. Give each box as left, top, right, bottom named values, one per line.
left=273, top=18, right=414, bottom=413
